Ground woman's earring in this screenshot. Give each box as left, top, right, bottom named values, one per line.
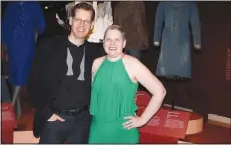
left=123, top=48, right=126, bottom=54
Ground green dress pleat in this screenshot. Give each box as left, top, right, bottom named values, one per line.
left=88, top=57, right=139, bottom=143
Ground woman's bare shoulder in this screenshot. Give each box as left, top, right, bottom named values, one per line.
left=94, top=56, right=106, bottom=63
left=123, top=54, right=141, bottom=65
left=93, top=56, right=106, bottom=69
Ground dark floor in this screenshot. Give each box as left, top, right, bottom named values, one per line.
left=11, top=87, right=231, bottom=144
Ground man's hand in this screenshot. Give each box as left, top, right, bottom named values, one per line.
left=47, top=114, right=65, bottom=122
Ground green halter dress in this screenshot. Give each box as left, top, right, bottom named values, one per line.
left=88, top=57, right=139, bottom=143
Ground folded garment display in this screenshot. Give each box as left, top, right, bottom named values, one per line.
left=1, top=103, right=17, bottom=144
left=136, top=91, right=191, bottom=143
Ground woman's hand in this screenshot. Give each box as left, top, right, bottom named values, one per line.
left=123, top=116, right=146, bottom=130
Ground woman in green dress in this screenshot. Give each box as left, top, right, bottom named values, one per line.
left=88, top=25, right=166, bottom=143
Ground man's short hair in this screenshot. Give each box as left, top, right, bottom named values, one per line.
left=70, top=2, right=95, bottom=21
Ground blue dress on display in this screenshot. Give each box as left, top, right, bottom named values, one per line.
left=154, top=2, right=201, bottom=78
left=2, top=2, right=45, bottom=86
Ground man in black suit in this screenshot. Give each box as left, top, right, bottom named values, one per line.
left=28, top=2, right=103, bottom=143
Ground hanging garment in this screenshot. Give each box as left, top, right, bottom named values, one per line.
left=153, top=2, right=201, bottom=78
left=66, top=2, right=75, bottom=19
left=114, top=2, right=149, bottom=50
left=2, top=2, right=45, bottom=86
left=65, top=1, right=83, bottom=19
left=87, top=2, right=113, bottom=43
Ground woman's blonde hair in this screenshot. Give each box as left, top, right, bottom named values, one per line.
left=104, top=25, right=126, bottom=40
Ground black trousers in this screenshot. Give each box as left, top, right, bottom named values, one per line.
left=39, top=110, right=92, bottom=144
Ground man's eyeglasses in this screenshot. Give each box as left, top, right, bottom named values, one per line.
left=73, top=17, right=92, bottom=27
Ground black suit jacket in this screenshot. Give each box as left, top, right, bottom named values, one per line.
left=28, top=36, right=103, bottom=138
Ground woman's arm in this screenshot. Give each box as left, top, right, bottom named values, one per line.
left=123, top=58, right=166, bottom=129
